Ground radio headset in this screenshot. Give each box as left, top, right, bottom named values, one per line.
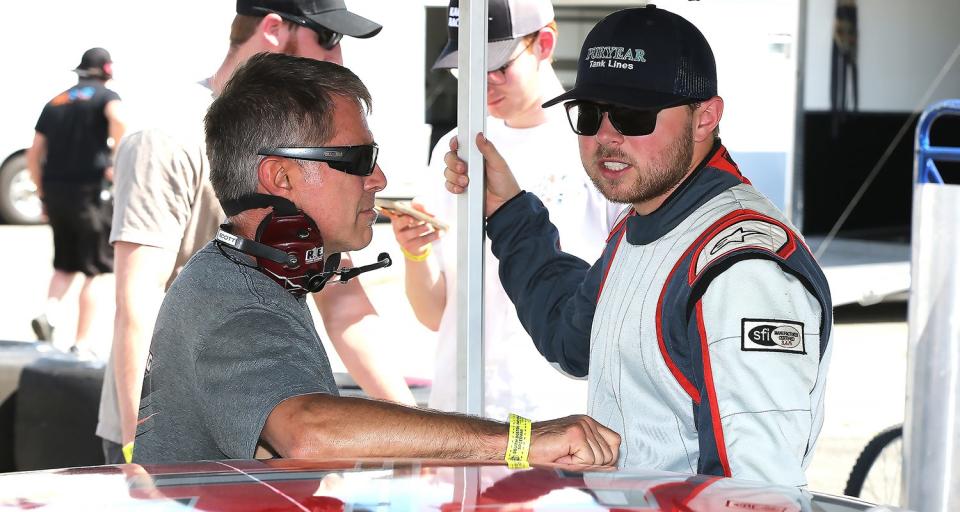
left=214, top=193, right=391, bottom=296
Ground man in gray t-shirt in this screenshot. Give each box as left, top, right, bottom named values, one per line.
left=100, top=0, right=415, bottom=466
left=136, top=53, right=620, bottom=465
left=137, top=242, right=338, bottom=461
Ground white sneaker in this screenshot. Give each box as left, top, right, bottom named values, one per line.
left=68, top=345, right=100, bottom=361
left=31, top=314, right=55, bottom=342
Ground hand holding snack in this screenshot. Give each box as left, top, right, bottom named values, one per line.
left=380, top=199, right=445, bottom=261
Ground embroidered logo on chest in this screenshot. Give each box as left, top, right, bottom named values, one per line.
left=742, top=319, right=806, bottom=354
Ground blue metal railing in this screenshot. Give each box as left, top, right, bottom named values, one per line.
left=915, top=99, right=960, bottom=185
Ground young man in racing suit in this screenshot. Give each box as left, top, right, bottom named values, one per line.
left=442, top=5, right=832, bottom=487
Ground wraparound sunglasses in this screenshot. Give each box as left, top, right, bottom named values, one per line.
left=258, top=143, right=379, bottom=177
left=564, top=100, right=697, bottom=137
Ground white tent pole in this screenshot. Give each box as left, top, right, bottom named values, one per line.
left=455, top=0, right=487, bottom=417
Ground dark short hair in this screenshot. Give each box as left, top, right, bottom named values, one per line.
left=205, top=52, right=372, bottom=204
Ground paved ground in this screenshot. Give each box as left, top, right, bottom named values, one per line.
left=0, top=224, right=909, bottom=497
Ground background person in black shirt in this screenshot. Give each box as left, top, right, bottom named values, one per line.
left=26, top=47, right=125, bottom=354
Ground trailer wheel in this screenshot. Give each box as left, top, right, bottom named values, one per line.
left=0, top=153, right=43, bottom=225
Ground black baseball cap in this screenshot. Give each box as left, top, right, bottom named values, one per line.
left=543, top=5, right=717, bottom=110
left=432, top=0, right=554, bottom=71
left=74, top=47, right=113, bottom=78
left=237, top=0, right=381, bottom=39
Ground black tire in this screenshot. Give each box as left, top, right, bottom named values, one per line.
left=0, top=340, right=49, bottom=473
left=0, top=391, right=16, bottom=473
left=844, top=425, right=903, bottom=504
left=14, top=354, right=106, bottom=470
left=0, top=153, right=43, bottom=225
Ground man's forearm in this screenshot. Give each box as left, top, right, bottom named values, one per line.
left=314, top=273, right=416, bottom=406
left=267, top=394, right=504, bottom=460
left=26, top=158, right=42, bottom=197
left=26, top=136, right=45, bottom=195
left=112, top=306, right=156, bottom=444
left=264, top=394, right=620, bottom=466
left=402, top=256, right=445, bottom=331
left=111, top=242, right=176, bottom=444
left=112, top=278, right=165, bottom=444
left=331, top=317, right=417, bottom=406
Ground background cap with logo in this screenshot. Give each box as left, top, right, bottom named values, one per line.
left=236, top=0, right=381, bottom=39
left=543, top=4, right=717, bottom=111
left=432, top=0, right=554, bottom=71
left=74, top=47, right=113, bottom=79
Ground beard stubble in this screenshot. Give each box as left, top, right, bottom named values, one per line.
left=588, top=123, right=695, bottom=205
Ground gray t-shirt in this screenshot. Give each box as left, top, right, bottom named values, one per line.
left=134, top=242, right=338, bottom=464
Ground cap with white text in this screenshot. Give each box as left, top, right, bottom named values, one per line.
left=543, top=5, right=716, bottom=110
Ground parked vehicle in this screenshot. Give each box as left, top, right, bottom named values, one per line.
left=0, top=458, right=891, bottom=511
left=0, top=152, right=41, bottom=224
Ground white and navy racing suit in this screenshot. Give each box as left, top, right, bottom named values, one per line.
left=486, top=142, right=832, bottom=487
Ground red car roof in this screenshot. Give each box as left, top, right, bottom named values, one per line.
left=0, top=458, right=878, bottom=511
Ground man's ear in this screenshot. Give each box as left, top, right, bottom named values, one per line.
left=257, top=156, right=295, bottom=198
left=534, top=27, right=558, bottom=62
left=693, top=96, right=724, bottom=144
left=256, top=13, right=288, bottom=50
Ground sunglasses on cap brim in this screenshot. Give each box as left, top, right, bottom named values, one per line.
left=313, top=25, right=343, bottom=51
left=258, top=143, right=379, bottom=177
left=563, top=100, right=698, bottom=137
left=262, top=10, right=343, bottom=51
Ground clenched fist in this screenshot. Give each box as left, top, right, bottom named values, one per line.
left=528, top=415, right=620, bottom=467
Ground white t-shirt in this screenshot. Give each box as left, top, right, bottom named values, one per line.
left=417, top=107, right=623, bottom=421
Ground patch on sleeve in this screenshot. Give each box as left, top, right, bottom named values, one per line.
left=741, top=319, right=806, bottom=354
left=695, top=220, right=788, bottom=276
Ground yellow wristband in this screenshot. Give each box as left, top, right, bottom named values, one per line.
left=505, top=413, right=532, bottom=469
left=401, top=244, right=432, bottom=262
left=122, top=442, right=134, bottom=464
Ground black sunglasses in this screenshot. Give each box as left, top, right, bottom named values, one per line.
left=564, top=101, right=666, bottom=137
left=314, top=25, right=343, bottom=51
left=258, top=143, right=379, bottom=177
left=264, top=10, right=343, bottom=51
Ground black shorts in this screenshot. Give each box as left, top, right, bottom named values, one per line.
left=43, top=182, right=113, bottom=276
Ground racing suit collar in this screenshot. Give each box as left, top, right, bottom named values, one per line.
left=625, top=140, right=749, bottom=246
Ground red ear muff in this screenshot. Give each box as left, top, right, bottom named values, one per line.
left=254, top=210, right=332, bottom=294
left=216, top=194, right=391, bottom=295
left=218, top=194, right=334, bottom=296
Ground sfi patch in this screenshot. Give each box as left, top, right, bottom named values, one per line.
left=695, top=220, right=788, bottom=276
left=741, top=319, right=805, bottom=354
